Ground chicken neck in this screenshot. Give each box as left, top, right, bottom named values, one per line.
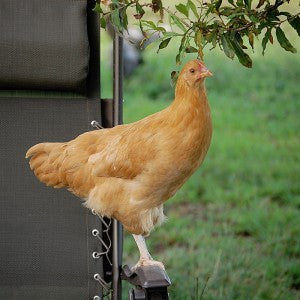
left=174, top=77, right=207, bottom=105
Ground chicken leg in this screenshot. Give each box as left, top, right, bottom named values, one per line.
left=132, top=234, right=165, bottom=270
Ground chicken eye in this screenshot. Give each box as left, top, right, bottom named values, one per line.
left=190, top=68, right=195, bottom=74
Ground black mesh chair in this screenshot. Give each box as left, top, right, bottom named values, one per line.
left=0, top=1, right=171, bottom=299
left=0, top=1, right=114, bottom=299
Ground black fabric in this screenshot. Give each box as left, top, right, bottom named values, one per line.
left=0, top=0, right=89, bottom=93
left=0, top=287, right=89, bottom=300
left=86, top=0, right=100, bottom=99
left=0, top=1, right=106, bottom=298
left=0, top=97, right=103, bottom=299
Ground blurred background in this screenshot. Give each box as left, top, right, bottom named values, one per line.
left=100, top=5, right=300, bottom=298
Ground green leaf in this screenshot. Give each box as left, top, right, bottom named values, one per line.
left=237, top=0, right=244, bottom=7
left=249, top=14, right=259, bottom=23
left=243, top=0, right=251, bottom=9
left=138, top=20, right=146, bottom=38
left=256, top=0, right=265, bottom=9
left=119, top=8, right=128, bottom=31
left=111, top=9, right=122, bottom=31
left=221, top=34, right=235, bottom=59
left=179, top=35, right=187, bottom=52
left=176, top=53, right=181, bottom=65
left=206, top=31, right=218, bottom=48
left=187, top=0, right=199, bottom=19
left=262, top=28, right=271, bottom=55
left=111, top=0, right=119, bottom=9
left=134, top=3, right=145, bottom=19
left=100, top=17, right=106, bottom=29
left=93, top=3, right=103, bottom=14
left=136, top=3, right=145, bottom=14
left=276, top=27, right=297, bottom=53
left=185, top=46, right=198, bottom=53
left=278, top=12, right=291, bottom=18
left=248, top=32, right=254, bottom=49
left=156, top=26, right=166, bottom=32
left=289, top=16, right=300, bottom=37
left=163, top=32, right=182, bottom=38
left=215, top=0, right=222, bottom=11
left=220, top=7, right=234, bottom=17
left=175, top=3, right=189, bottom=17
left=141, top=20, right=157, bottom=30
left=170, top=15, right=186, bottom=32
left=229, top=34, right=252, bottom=67
left=236, top=33, right=247, bottom=49
left=177, top=35, right=188, bottom=61
left=158, top=37, right=172, bottom=51
left=205, top=2, right=215, bottom=16
left=228, top=12, right=248, bottom=19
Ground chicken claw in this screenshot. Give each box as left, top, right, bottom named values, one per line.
left=133, top=258, right=165, bottom=271
left=132, top=234, right=165, bottom=271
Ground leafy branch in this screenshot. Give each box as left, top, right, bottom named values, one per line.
left=95, top=0, right=300, bottom=68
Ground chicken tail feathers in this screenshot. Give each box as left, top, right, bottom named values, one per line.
left=26, top=142, right=68, bottom=188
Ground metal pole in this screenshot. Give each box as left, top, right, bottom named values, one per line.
left=112, top=29, right=123, bottom=300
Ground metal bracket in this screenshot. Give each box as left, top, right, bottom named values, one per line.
left=121, top=265, right=171, bottom=300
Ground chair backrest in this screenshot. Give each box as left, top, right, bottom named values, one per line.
left=0, top=1, right=107, bottom=299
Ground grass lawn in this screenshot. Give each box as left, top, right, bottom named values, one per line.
left=101, top=28, right=300, bottom=299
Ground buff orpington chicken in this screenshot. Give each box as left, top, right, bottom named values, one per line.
left=26, top=59, right=213, bottom=269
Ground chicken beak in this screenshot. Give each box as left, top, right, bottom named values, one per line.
left=200, top=68, right=213, bottom=78
left=195, top=61, right=213, bottom=80
left=203, top=70, right=213, bottom=77
left=196, top=69, right=213, bottom=81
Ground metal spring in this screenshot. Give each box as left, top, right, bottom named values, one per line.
left=94, top=273, right=111, bottom=296
left=91, top=210, right=112, bottom=266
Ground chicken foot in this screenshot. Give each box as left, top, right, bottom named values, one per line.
left=132, top=234, right=165, bottom=270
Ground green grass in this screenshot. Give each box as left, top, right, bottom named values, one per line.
left=101, top=31, right=300, bottom=299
